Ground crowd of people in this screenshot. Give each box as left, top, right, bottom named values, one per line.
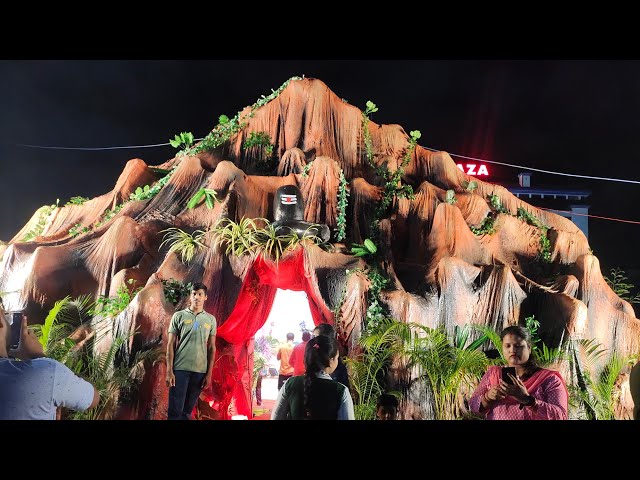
left=3, top=283, right=640, bottom=421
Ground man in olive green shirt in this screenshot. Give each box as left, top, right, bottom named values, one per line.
left=166, top=282, right=216, bottom=420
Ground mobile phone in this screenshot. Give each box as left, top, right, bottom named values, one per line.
left=8, top=312, right=23, bottom=349
left=502, top=366, right=516, bottom=385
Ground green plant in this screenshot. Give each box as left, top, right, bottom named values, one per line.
left=242, top=131, right=276, bottom=172
left=187, top=188, right=219, bottom=210
left=65, top=196, right=89, bottom=206
left=187, top=77, right=302, bottom=157
left=487, top=194, right=509, bottom=214
left=129, top=185, right=154, bottom=202
left=256, top=223, right=324, bottom=263
left=68, top=223, right=91, bottom=238
left=242, top=131, right=274, bottom=156
left=70, top=333, right=164, bottom=420
left=22, top=200, right=59, bottom=242
left=335, top=169, right=349, bottom=242
left=517, top=207, right=552, bottom=263
left=169, top=131, right=195, bottom=151
left=524, top=315, right=568, bottom=367
left=364, top=266, right=390, bottom=332
left=350, top=238, right=377, bottom=257
left=568, top=339, right=633, bottom=420
left=301, top=161, right=314, bottom=177
left=211, top=217, right=324, bottom=263
left=357, top=101, right=419, bottom=332
left=211, top=217, right=263, bottom=257
left=361, top=100, right=417, bottom=241
left=95, top=204, right=125, bottom=228
left=398, top=324, right=489, bottom=420
left=344, top=318, right=401, bottom=419
left=463, top=180, right=478, bottom=192
left=31, top=295, right=95, bottom=370
left=445, top=189, right=457, bottom=205
left=159, top=227, right=209, bottom=264
left=162, top=278, right=193, bottom=306
left=605, top=268, right=640, bottom=304
left=470, top=215, right=496, bottom=236
left=254, top=222, right=294, bottom=262
left=93, top=280, right=142, bottom=318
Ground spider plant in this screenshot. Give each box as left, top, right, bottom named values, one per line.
left=210, top=217, right=264, bottom=256
left=159, top=227, right=209, bottom=263
left=254, top=223, right=298, bottom=263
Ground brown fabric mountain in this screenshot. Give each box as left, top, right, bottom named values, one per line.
left=1, top=77, right=637, bottom=419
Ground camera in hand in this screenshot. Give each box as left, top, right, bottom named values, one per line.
left=7, top=312, right=23, bottom=349
left=501, top=366, right=516, bottom=385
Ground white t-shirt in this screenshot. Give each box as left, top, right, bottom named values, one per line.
left=0, top=357, right=95, bottom=420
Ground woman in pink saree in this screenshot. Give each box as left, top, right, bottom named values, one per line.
left=469, top=325, right=568, bottom=420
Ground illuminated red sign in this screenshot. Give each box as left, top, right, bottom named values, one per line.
left=457, top=163, right=489, bottom=176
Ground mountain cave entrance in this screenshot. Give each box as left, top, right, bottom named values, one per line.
left=252, top=289, right=315, bottom=413
left=209, top=248, right=332, bottom=420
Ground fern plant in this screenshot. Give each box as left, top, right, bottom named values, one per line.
left=605, top=267, right=640, bottom=304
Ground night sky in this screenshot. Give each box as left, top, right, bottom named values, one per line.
left=1, top=60, right=639, bottom=280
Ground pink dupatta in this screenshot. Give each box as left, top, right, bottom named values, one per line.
left=487, top=365, right=568, bottom=407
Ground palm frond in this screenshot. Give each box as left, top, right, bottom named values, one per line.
left=39, top=296, right=71, bottom=349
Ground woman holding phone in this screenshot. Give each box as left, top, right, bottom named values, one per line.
left=469, top=325, right=568, bottom=420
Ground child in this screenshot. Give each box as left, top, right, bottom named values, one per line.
left=376, top=393, right=399, bottom=420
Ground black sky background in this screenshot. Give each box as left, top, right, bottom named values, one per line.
left=1, top=60, right=639, bottom=282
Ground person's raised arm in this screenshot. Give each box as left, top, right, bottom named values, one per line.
left=9, top=315, right=45, bottom=360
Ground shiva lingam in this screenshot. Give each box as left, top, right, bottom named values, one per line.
left=272, top=185, right=330, bottom=243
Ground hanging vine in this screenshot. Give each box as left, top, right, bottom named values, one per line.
left=335, top=169, right=349, bottom=242
left=357, top=100, right=421, bottom=331
left=186, top=76, right=303, bottom=156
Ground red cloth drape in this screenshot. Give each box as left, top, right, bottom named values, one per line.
left=205, top=247, right=332, bottom=418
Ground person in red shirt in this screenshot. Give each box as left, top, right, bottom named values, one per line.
left=289, top=331, right=311, bottom=376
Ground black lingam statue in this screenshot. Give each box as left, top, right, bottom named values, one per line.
left=273, top=185, right=331, bottom=243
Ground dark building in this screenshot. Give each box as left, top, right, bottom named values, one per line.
left=507, top=171, right=591, bottom=239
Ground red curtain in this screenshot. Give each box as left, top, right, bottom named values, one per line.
left=203, top=247, right=332, bottom=418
